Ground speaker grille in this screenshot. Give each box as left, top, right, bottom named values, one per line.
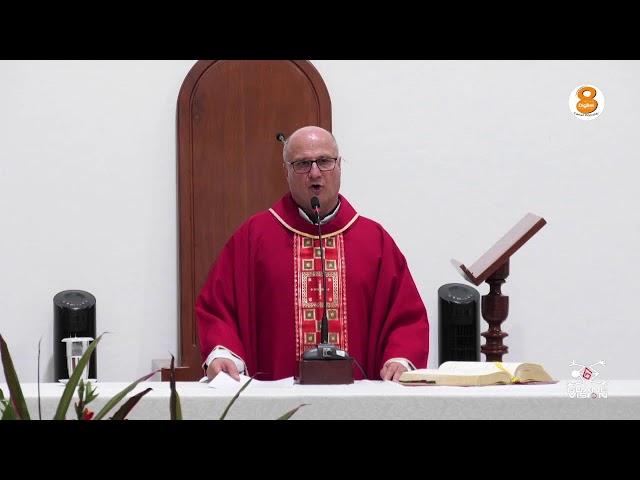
left=444, top=324, right=478, bottom=360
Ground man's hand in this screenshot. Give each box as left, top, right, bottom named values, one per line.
left=380, top=361, right=408, bottom=382
left=207, top=358, right=240, bottom=381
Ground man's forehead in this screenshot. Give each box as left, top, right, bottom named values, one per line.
left=287, top=134, right=337, bottom=159
left=290, top=150, right=337, bottom=162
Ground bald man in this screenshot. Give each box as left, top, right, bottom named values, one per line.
left=196, top=126, right=429, bottom=382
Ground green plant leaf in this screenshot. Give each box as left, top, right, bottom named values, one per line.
left=219, top=376, right=254, bottom=420
left=1, top=388, right=17, bottom=420
left=110, top=387, right=152, bottom=420
left=92, top=369, right=159, bottom=420
left=74, top=378, right=89, bottom=420
left=53, top=333, right=104, bottom=420
left=172, top=389, right=182, bottom=420
left=0, top=334, right=30, bottom=420
left=84, top=381, right=98, bottom=404
left=77, top=379, right=86, bottom=403
left=1, top=399, right=17, bottom=420
left=276, top=403, right=308, bottom=420
left=169, top=354, right=182, bottom=420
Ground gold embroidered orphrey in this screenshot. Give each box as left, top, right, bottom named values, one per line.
left=294, top=234, right=348, bottom=359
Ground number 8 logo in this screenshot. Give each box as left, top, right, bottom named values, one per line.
left=576, top=86, right=598, bottom=114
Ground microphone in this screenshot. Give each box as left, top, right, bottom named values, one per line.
left=311, top=196, right=328, bottom=344
left=302, top=196, right=348, bottom=361
left=275, top=132, right=286, bottom=144
left=310, top=195, right=320, bottom=213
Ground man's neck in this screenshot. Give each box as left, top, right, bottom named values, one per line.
left=298, top=199, right=340, bottom=225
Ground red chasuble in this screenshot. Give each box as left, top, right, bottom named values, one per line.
left=196, top=193, right=429, bottom=380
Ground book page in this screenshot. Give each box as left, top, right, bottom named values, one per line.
left=498, top=362, right=525, bottom=377
left=404, top=369, right=440, bottom=380
left=509, top=363, right=553, bottom=382
left=398, top=369, right=440, bottom=383
left=439, top=361, right=522, bottom=375
left=406, top=369, right=441, bottom=376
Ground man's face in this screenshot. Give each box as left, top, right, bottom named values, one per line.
left=284, top=131, right=341, bottom=217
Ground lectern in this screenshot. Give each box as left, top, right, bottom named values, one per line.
left=451, top=213, right=546, bottom=361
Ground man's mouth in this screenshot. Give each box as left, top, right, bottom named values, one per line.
left=310, top=184, right=323, bottom=194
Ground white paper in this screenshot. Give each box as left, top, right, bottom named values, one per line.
left=203, top=373, right=294, bottom=389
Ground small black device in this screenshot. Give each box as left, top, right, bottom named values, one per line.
left=438, top=283, right=480, bottom=365
left=53, top=290, right=97, bottom=380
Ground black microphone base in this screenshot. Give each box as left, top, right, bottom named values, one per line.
left=301, top=343, right=347, bottom=360
left=295, top=358, right=354, bottom=385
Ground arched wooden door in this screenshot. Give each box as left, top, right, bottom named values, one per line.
left=163, top=60, right=332, bottom=380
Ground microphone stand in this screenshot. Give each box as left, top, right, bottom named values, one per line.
left=296, top=200, right=354, bottom=385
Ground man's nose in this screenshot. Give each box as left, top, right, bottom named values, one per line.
left=308, top=161, right=322, bottom=177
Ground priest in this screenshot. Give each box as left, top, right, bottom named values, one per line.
left=196, top=126, right=429, bottom=381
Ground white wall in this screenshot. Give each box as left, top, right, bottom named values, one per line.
left=1, top=60, right=638, bottom=382
left=0, top=61, right=192, bottom=382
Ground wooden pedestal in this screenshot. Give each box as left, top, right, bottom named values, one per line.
left=481, top=260, right=510, bottom=361
left=295, top=358, right=354, bottom=384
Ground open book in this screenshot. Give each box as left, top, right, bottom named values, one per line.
left=399, top=361, right=554, bottom=386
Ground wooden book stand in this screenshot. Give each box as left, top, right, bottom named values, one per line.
left=451, top=213, right=546, bottom=361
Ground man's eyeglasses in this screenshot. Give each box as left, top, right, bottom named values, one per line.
left=286, top=157, right=338, bottom=174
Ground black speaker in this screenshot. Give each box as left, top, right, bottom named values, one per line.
left=438, top=283, right=480, bottom=366
left=53, top=290, right=97, bottom=380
